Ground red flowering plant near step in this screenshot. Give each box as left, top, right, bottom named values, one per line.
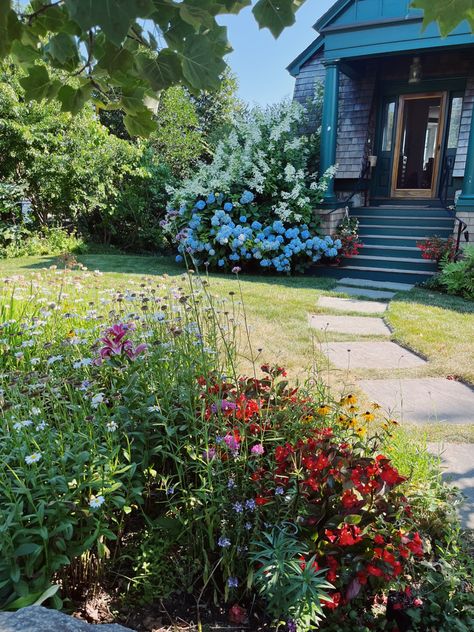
left=184, top=365, right=427, bottom=626
left=417, top=235, right=456, bottom=263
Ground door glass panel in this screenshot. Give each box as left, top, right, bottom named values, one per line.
left=396, top=97, right=441, bottom=190
left=447, top=96, right=463, bottom=149
left=381, top=101, right=396, bottom=151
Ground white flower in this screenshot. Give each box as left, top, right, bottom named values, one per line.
left=106, top=421, right=118, bottom=432
left=14, top=352, right=24, bottom=360
left=91, top=393, right=105, bottom=408
left=47, top=355, right=63, bottom=365
left=13, top=419, right=33, bottom=430
left=31, top=407, right=41, bottom=416
left=89, top=495, right=105, bottom=509
left=30, top=358, right=40, bottom=365
left=25, top=452, right=42, bottom=464
left=148, top=405, right=161, bottom=412
left=35, top=421, right=47, bottom=431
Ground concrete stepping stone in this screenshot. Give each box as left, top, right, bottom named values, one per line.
left=339, top=277, right=414, bottom=292
left=310, top=314, right=390, bottom=336
left=322, top=341, right=425, bottom=369
left=318, top=296, right=388, bottom=314
left=427, top=443, right=474, bottom=529
left=358, top=378, right=474, bottom=424
left=334, top=285, right=395, bottom=300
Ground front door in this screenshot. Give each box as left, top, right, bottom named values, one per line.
left=391, top=92, right=447, bottom=199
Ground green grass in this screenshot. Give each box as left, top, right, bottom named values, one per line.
left=2, top=253, right=474, bottom=442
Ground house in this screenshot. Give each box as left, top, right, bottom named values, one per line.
left=288, top=0, right=474, bottom=283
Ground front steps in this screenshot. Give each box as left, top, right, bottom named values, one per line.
left=316, top=202, right=455, bottom=285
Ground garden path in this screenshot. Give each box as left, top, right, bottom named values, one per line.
left=311, top=281, right=474, bottom=528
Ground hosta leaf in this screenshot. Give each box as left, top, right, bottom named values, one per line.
left=124, top=109, right=156, bottom=137
left=180, top=34, right=226, bottom=90
left=252, top=0, right=302, bottom=38
left=411, top=0, right=474, bottom=36
left=64, top=0, right=154, bottom=46
left=57, top=84, right=92, bottom=115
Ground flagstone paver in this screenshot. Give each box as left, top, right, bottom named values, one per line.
left=427, top=443, right=474, bottom=529
left=309, top=314, right=391, bottom=336
left=322, top=341, right=426, bottom=370
left=358, top=378, right=474, bottom=424
left=338, top=277, right=414, bottom=292
left=334, top=285, right=395, bottom=300
left=318, top=296, right=388, bottom=314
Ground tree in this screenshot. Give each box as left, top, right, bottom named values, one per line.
left=411, top=0, right=474, bottom=37
left=0, top=0, right=306, bottom=137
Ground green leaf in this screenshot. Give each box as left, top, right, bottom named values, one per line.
left=14, top=542, right=42, bottom=557
left=180, top=34, right=226, bottom=90
left=0, top=2, right=22, bottom=58
left=44, top=33, right=80, bottom=69
left=10, top=41, right=40, bottom=65
left=136, top=49, right=182, bottom=91
left=57, top=84, right=92, bottom=115
left=179, top=4, right=215, bottom=29
left=19, top=65, right=52, bottom=101
left=252, top=0, right=301, bottom=38
left=411, top=0, right=474, bottom=36
left=64, top=0, right=154, bottom=46
left=97, top=41, right=135, bottom=73
left=343, top=514, right=362, bottom=525
left=4, top=584, right=59, bottom=611
left=121, top=87, right=146, bottom=114
left=124, top=110, right=156, bottom=137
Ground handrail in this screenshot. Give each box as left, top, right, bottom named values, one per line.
left=439, top=155, right=469, bottom=257
left=342, top=159, right=371, bottom=206
left=445, top=206, right=469, bottom=258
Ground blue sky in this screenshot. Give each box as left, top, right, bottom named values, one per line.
left=220, top=1, right=334, bottom=106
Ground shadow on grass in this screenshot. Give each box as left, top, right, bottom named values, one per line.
left=16, top=254, right=338, bottom=292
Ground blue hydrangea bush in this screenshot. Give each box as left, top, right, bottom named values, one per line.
left=164, top=100, right=341, bottom=272
left=165, top=192, right=341, bottom=273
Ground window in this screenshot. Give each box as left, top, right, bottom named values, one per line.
left=447, top=96, right=463, bottom=149
left=381, top=101, right=396, bottom=152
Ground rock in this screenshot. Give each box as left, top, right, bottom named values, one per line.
left=0, top=607, right=135, bottom=632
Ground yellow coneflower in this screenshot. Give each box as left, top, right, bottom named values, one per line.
left=340, top=393, right=358, bottom=407
left=317, top=404, right=331, bottom=416
left=66, top=330, right=76, bottom=338
left=348, top=417, right=358, bottom=428
left=361, top=411, right=375, bottom=422
left=389, top=419, right=399, bottom=426
left=337, top=413, right=348, bottom=424
left=348, top=404, right=358, bottom=413
left=302, top=415, right=314, bottom=424
left=371, top=401, right=381, bottom=410
left=356, top=426, right=367, bottom=438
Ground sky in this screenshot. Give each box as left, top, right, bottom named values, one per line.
left=219, top=1, right=334, bottom=106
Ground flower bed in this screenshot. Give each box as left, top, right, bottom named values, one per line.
left=0, top=264, right=472, bottom=630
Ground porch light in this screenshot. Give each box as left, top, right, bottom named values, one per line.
left=408, top=56, right=422, bottom=84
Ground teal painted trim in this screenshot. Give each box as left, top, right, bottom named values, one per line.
left=315, top=0, right=353, bottom=32
left=287, top=35, right=324, bottom=77
left=320, top=60, right=339, bottom=205
left=458, top=99, right=474, bottom=208
left=323, top=21, right=474, bottom=60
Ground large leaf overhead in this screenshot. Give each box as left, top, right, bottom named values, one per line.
left=1, top=0, right=470, bottom=136
left=411, top=0, right=474, bottom=36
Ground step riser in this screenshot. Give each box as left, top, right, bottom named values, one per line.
left=354, top=216, right=454, bottom=227
left=359, top=226, right=453, bottom=237
left=313, top=266, right=434, bottom=284
left=355, top=208, right=450, bottom=218
left=345, top=257, right=437, bottom=272
left=360, top=236, right=428, bottom=247
left=359, top=246, right=430, bottom=258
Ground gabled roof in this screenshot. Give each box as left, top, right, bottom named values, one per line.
left=287, top=35, right=324, bottom=77
left=314, top=0, right=353, bottom=32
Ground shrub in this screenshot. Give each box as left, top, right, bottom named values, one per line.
left=164, top=192, right=341, bottom=273
left=434, top=245, right=474, bottom=300
left=0, top=225, right=87, bottom=258
left=164, top=100, right=340, bottom=272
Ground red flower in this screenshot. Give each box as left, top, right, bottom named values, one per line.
left=338, top=524, right=363, bottom=547
left=255, top=495, right=270, bottom=506
left=325, top=529, right=337, bottom=543
left=228, top=604, right=247, bottom=624
left=341, top=489, right=360, bottom=509
left=367, top=564, right=384, bottom=577
left=374, top=534, right=385, bottom=545
left=324, top=592, right=342, bottom=610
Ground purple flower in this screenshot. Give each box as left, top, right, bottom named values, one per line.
left=227, top=478, right=236, bottom=489
left=233, top=501, right=243, bottom=513
left=232, top=266, right=241, bottom=274
left=223, top=433, right=239, bottom=452
left=287, top=620, right=297, bottom=632
left=245, top=499, right=256, bottom=512
left=218, top=536, right=231, bottom=548
left=227, top=577, right=239, bottom=588
left=244, top=521, right=252, bottom=530
left=221, top=400, right=237, bottom=412
left=203, top=448, right=216, bottom=461
left=275, top=486, right=284, bottom=495
left=251, top=443, right=264, bottom=456
left=166, top=487, right=175, bottom=495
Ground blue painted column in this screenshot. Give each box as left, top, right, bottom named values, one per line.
left=457, top=103, right=474, bottom=211
left=320, top=59, right=340, bottom=206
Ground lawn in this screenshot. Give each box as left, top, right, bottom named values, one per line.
left=2, top=253, right=474, bottom=442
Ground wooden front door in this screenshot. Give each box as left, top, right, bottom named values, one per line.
left=391, top=92, right=448, bottom=199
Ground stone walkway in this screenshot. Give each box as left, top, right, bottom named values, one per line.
left=311, top=278, right=474, bottom=527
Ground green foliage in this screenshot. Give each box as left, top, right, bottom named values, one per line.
left=250, top=526, right=333, bottom=631
left=435, top=246, right=474, bottom=300
left=0, top=225, right=87, bottom=258
left=411, top=0, right=474, bottom=37
left=0, top=0, right=306, bottom=136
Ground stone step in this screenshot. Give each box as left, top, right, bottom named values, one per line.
left=334, top=285, right=396, bottom=300
left=318, top=296, right=388, bottom=314
left=309, top=314, right=391, bottom=336
left=346, top=255, right=437, bottom=272
left=338, top=277, right=414, bottom=291
left=338, top=265, right=435, bottom=284
left=354, top=214, right=454, bottom=227
left=359, top=224, right=453, bottom=237
left=322, top=341, right=426, bottom=369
